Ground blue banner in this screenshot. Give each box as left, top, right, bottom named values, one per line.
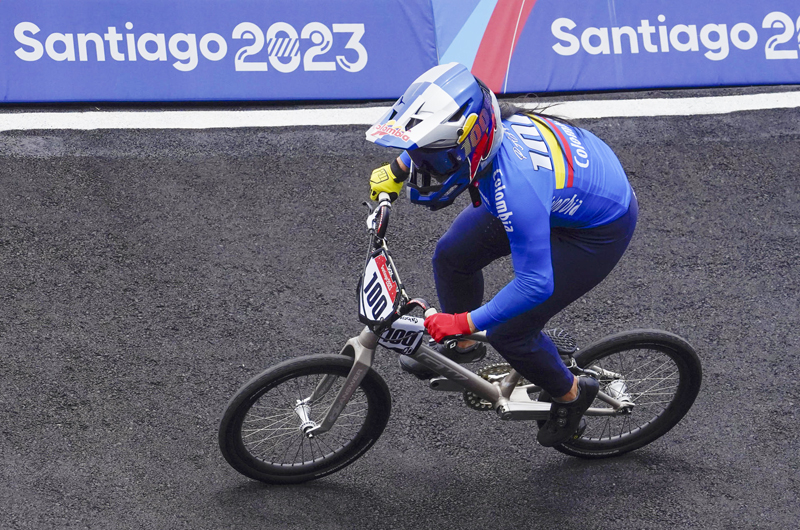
left=506, top=0, right=800, bottom=93
left=0, top=0, right=437, bottom=102
left=431, top=0, right=800, bottom=94
left=1, top=1, right=800, bottom=102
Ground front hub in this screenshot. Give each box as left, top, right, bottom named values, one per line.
left=294, top=400, right=318, bottom=438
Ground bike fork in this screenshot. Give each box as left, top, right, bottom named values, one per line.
left=305, top=327, right=378, bottom=437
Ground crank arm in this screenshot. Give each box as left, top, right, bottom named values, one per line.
left=584, top=406, right=627, bottom=416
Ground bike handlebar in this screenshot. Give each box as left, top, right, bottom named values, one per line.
left=373, top=192, right=392, bottom=240
left=366, top=196, right=489, bottom=340
left=423, top=307, right=438, bottom=319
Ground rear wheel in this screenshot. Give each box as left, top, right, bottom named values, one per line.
left=552, top=329, right=702, bottom=458
left=218, top=354, right=391, bottom=484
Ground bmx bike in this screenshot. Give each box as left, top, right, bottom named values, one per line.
left=218, top=193, right=702, bottom=484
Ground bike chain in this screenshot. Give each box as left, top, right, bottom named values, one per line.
left=463, top=363, right=528, bottom=411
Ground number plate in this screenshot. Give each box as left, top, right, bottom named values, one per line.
left=378, top=316, right=425, bottom=355
left=358, top=249, right=401, bottom=325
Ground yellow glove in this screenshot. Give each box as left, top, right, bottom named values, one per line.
left=369, top=162, right=406, bottom=202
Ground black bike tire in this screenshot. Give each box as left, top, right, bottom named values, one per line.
left=554, top=329, right=702, bottom=459
left=218, top=354, right=391, bottom=484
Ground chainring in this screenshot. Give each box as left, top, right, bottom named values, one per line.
left=463, top=363, right=528, bottom=411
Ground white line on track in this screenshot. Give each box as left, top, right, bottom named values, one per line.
left=1, top=90, right=799, bottom=131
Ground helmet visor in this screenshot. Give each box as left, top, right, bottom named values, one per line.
left=407, top=147, right=461, bottom=182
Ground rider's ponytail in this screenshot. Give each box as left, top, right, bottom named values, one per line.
left=499, top=100, right=576, bottom=127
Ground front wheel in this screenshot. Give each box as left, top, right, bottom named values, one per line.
left=553, top=329, right=702, bottom=459
left=218, top=354, right=391, bottom=484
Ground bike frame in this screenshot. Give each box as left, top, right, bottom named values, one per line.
left=306, top=326, right=630, bottom=437
left=306, top=195, right=630, bottom=438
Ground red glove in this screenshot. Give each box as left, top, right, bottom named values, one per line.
left=424, top=312, right=472, bottom=343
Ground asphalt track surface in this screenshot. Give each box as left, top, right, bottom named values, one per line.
left=1, top=93, right=799, bottom=529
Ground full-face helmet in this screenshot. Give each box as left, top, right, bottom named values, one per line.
left=366, top=63, right=503, bottom=210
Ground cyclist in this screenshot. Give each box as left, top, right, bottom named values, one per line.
left=365, top=63, right=637, bottom=447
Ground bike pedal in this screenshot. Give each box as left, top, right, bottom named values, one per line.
left=543, top=328, right=577, bottom=355
left=570, top=417, right=587, bottom=440
left=433, top=340, right=487, bottom=364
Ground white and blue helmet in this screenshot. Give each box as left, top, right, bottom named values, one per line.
left=366, top=63, right=504, bottom=210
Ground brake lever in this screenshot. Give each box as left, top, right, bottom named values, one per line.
left=398, top=298, right=429, bottom=316
left=365, top=204, right=379, bottom=233
left=364, top=198, right=392, bottom=234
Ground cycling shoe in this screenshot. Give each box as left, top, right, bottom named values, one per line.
left=437, top=340, right=487, bottom=364
left=399, top=341, right=487, bottom=380
left=536, top=390, right=588, bottom=442
left=537, top=376, right=599, bottom=447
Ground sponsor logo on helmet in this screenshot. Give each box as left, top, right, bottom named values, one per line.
left=460, top=91, right=496, bottom=181
left=458, top=113, right=479, bottom=144
left=370, top=123, right=411, bottom=143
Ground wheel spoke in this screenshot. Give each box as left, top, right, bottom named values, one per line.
left=234, top=370, right=371, bottom=468
left=579, top=345, right=685, bottom=443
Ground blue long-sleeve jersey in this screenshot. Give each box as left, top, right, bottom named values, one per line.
left=466, top=113, right=632, bottom=331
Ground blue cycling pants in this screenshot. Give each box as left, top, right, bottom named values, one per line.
left=432, top=193, right=638, bottom=397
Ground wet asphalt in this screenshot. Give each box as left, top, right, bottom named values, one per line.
left=1, top=95, right=799, bottom=529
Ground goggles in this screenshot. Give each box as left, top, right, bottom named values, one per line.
left=407, top=147, right=463, bottom=183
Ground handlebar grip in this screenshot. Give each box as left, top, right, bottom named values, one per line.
left=375, top=202, right=390, bottom=239
left=423, top=308, right=438, bottom=319
left=374, top=193, right=392, bottom=240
